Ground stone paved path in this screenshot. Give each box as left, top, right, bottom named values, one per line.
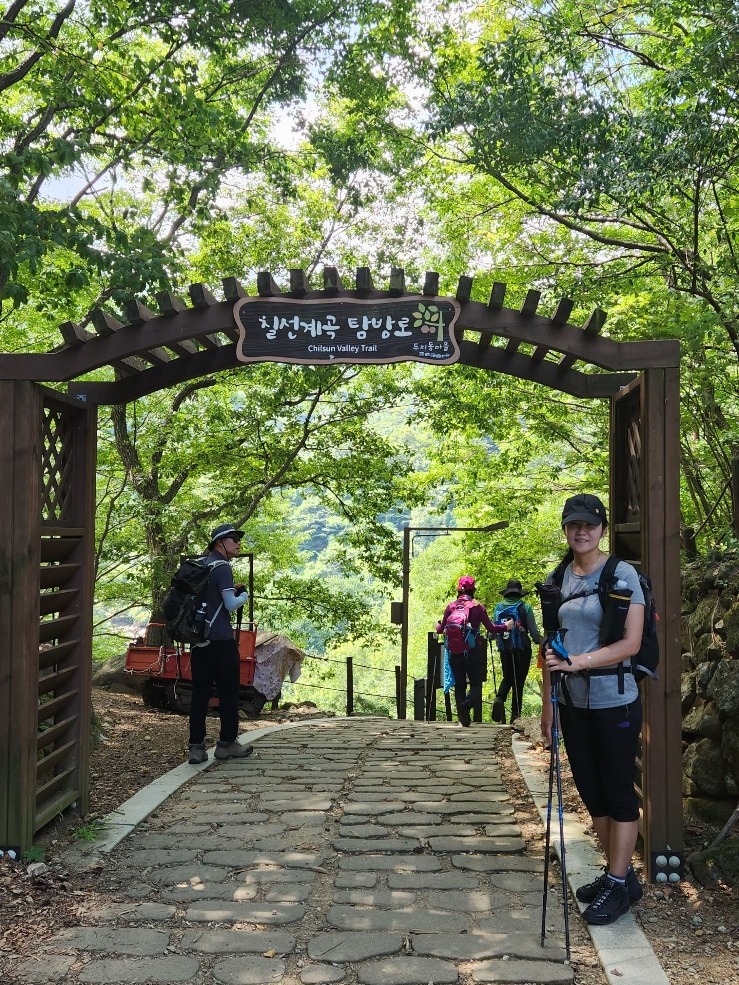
left=17, top=719, right=576, bottom=985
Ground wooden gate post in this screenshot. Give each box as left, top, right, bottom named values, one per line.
left=610, top=366, right=683, bottom=882
left=0, top=381, right=42, bottom=851
left=0, top=383, right=96, bottom=852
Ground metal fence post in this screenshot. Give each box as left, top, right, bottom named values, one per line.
left=426, top=632, right=441, bottom=721
left=413, top=679, right=425, bottom=721
left=346, top=656, right=354, bottom=716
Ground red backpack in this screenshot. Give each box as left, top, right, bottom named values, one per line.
left=444, top=596, right=477, bottom=654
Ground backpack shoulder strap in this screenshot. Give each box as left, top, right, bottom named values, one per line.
left=595, top=554, right=621, bottom=611
left=207, top=559, right=229, bottom=571
left=598, top=554, right=620, bottom=587
left=551, top=549, right=574, bottom=587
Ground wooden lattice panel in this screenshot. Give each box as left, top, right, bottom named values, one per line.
left=625, top=414, right=642, bottom=519
left=40, top=405, right=75, bottom=522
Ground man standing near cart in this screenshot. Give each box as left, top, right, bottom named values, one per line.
left=188, top=522, right=254, bottom=764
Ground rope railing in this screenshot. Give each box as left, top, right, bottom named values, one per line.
left=302, top=652, right=413, bottom=678
left=286, top=633, right=543, bottom=721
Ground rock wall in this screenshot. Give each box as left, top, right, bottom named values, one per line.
left=681, top=554, right=739, bottom=816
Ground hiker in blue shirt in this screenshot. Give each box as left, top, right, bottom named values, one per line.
left=491, top=579, right=542, bottom=725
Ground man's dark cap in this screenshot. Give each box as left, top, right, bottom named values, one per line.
left=208, top=522, right=244, bottom=549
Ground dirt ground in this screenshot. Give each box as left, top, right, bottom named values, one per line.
left=1, top=688, right=738, bottom=984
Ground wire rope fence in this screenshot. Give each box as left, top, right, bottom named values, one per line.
left=279, top=633, right=543, bottom=723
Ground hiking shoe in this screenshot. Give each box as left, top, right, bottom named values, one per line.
left=491, top=698, right=506, bottom=724
left=214, top=740, right=254, bottom=760
left=188, top=742, right=208, bottom=765
left=457, top=705, right=471, bottom=727
left=582, top=877, right=630, bottom=925
left=577, top=867, right=643, bottom=905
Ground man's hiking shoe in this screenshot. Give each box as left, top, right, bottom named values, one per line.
left=188, top=742, right=208, bottom=765
left=582, top=877, right=630, bottom=925
left=576, top=867, right=643, bottom=905
left=214, top=740, right=254, bottom=760
left=491, top=698, right=506, bottom=724
left=457, top=705, right=471, bottom=727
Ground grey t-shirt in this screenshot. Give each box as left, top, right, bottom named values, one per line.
left=551, top=558, right=644, bottom=708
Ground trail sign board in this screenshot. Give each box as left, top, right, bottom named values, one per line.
left=234, top=296, right=461, bottom=365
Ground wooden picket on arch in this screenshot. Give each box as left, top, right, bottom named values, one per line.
left=0, top=266, right=682, bottom=882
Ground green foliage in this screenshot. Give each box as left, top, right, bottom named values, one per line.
left=73, top=820, right=106, bottom=843
left=0, top=0, right=426, bottom=334
left=416, top=0, right=739, bottom=542
left=22, top=845, right=45, bottom=863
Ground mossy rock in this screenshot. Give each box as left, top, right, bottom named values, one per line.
left=687, top=597, right=721, bottom=640
left=688, top=835, right=739, bottom=886
left=724, top=602, right=739, bottom=655
left=684, top=796, right=738, bottom=827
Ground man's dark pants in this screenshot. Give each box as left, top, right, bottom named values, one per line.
left=188, top=637, right=240, bottom=745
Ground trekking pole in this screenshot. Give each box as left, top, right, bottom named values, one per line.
left=541, top=633, right=571, bottom=961
left=487, top=634, right=498, bottom=691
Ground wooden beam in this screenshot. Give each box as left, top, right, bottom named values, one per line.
left=423, top=272, right=439, bottom=297
left=457, top=337, right=637, bottom=398
left=476, top=282, right=508, bottom=356
left=456, top=275, right=474, bottom=304
left=520, top=289, right=541, bottom=317
left=222, top=277, right=247, bottom=301
left=156, top=291, right=188, bottom=314
left=355, top=267, right=374, bottom=294
left=59, top=322, right=94, bottom=347
left=122, top=300, right=157, bottom=325
left=388, top=267, right=405, bottom=297
left=456, top=300, right=680, bottom=371
left=488, top=282, right=506, bottom=309
left=582, top=306, right=607, bottom=335
left=552, top=297, right=574, bottom=325
left=323, top=267, right=344, bottom=294
left=558, top=306, right=608, bottom=370
left=257, top=271, right=281, bottom=297
left=90, top=309, right=124, bottom=336
left=69, top=342, right=240, bottom=404
left=0, top=294, right=681, bottom=384
left=92, top=306, right=173, bottom=367
left=189, top=283, right=219, bottom=308
left=190, top=283, right=237, bottom=343
left=288, top=269, right=310, bottom=297
left=122, top=299, right=191, bottom=361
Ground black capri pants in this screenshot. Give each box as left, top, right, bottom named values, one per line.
left=558, top=697, right=643, bottom=822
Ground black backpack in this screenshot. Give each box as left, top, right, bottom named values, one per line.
left=551, top=551, right=659, bottom=686
left=163, top=558, right=227, bottom=645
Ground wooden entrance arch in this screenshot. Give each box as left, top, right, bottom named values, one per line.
left=0, top=268, right=682, bottom=880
